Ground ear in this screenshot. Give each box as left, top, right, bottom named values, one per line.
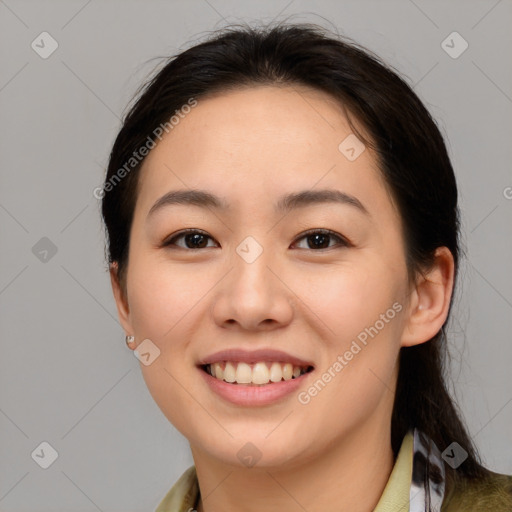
left=400, top=247, right=455, bottom=347
left=109, top=262, right=134, bottom=337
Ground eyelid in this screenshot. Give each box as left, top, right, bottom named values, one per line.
left=292, top=228, right=350, bottom=249
left=162, top=228, right=350, bottom=250
left=162, top=228, right=217, bottom=248
left=294, top=228, right=352, bottom=247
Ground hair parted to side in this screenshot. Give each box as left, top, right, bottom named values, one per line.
left=101, top=20, right=490, bottom=496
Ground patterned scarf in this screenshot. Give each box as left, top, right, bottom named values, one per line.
left=410, top=428, right=446, bottom=511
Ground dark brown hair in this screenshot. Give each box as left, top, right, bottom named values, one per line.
left=101, top=20, right=490, bottom=500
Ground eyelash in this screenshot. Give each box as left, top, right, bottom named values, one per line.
left=161, top=228, right=350, bottom=251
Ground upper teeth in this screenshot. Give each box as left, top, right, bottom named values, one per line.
left=206, top=361, right=310, bottom=385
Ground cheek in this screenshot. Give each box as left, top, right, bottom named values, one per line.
left=126, top=260, right=208, bottom=434
left=296, top=269, right=403, bottom=440
left=295, top=259, right=404, bottom=403
left=127, top=258, right=209, bottom=342
left=306, top=261, right=404, bottom=399
left=294, top=259, right=402, bottom=343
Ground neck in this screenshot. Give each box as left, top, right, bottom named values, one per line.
left=192, top=418, right=395, bottom=512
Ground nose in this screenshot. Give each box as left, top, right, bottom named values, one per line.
left=211, top=245, right=294, bottom=332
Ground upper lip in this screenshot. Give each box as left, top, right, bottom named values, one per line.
left=197, top=348, right=315, bottom=368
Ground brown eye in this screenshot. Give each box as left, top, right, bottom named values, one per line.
left=163, top=229, right=217, bottom=249
left=162, top=228, right=349, bottom=251
left=292, top=229, right=349, bottom=250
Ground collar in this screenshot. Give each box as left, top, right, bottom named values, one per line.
left=155, top=428, right=446, bottom=512
left=374, top=428, right=446, bottom=511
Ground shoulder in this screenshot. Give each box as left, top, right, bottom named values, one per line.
left=442, top=468, right=512, bottom=511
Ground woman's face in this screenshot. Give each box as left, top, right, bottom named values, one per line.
left=113, top=85, right=415, bottom=468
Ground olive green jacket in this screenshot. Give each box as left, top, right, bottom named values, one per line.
left=154, top=430, right=512, bottom=511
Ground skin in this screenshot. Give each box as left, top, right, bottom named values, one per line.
left=110, top=85, right=454, bottom=512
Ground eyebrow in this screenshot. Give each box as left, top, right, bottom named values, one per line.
left=147, top=188, right=370, bottom=219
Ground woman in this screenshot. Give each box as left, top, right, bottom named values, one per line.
left=100, top=22, right=512, bottom=511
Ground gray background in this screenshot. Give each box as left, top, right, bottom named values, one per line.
left=1, top=0, right=511, bottom=510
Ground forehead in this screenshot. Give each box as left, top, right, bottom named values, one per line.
left=135, top=85, right=396, bottom=219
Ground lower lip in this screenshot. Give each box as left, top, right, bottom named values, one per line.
left=198, top=366, right=313, bottom=406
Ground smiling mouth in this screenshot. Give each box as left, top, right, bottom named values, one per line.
left=201, top=361, right=314, bottom=386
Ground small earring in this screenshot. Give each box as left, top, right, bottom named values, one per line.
left=125, top=335, right=135, bottom=348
